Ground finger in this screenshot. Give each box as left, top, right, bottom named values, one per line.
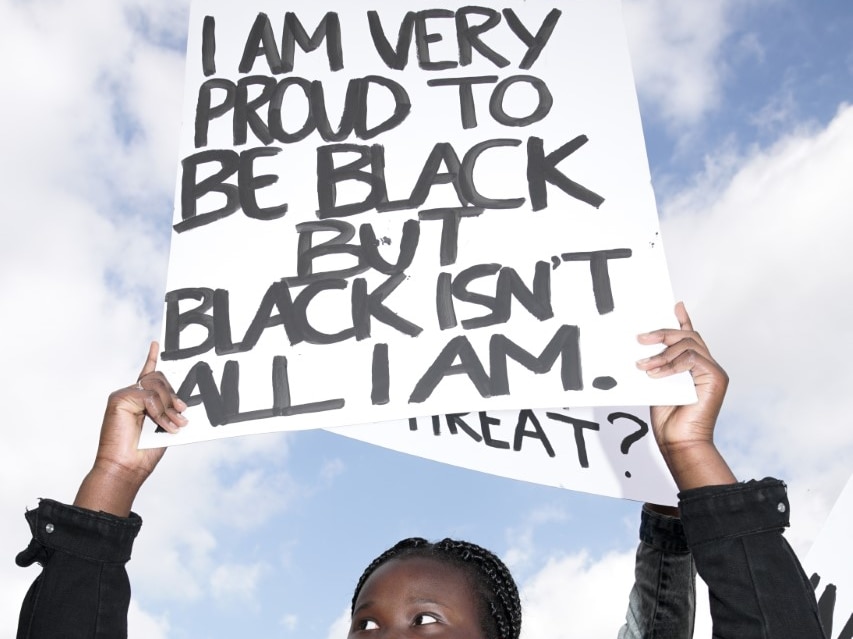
left=636, top=337, right=712, bottom=371
left=108, top=386, right=149, bottom=418
left=637, top=302, right=706, bottom=348
left=140, top=391, right=186, bottom=434
left=674, top=301, right=694, bottom=332
left=638, top=326, right=708, bottom=352
left=138, top=372, right=189, bottom=418
left=138, top=341, right=159, bottom=379
left=136, top=343, right=188, bottom=414
left=643, top=347, right=726, bottom=384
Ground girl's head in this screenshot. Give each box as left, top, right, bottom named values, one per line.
left=349, top=538, right=521, bottom=639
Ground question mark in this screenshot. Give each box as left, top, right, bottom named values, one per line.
left=608, top=412, right=649, bottom=478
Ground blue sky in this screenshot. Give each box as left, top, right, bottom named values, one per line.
left=2, top=1, right=852, bottom=638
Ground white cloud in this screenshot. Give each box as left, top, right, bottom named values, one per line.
left=216, top=467, right=299, bottom=531
left=750, top=83, right=798, bottom=135
left=127, top=433, right=300, bottom=603
left=0, top=1, right=308, bottom=634
left=623, top=0, right=758, bottom=127
left=519, top=550, right=635, bottom=639
left=320, top=458, right=347, bottom=485
left=503, top=505, right=569, bottom=573
left=0, top=1, right=184, bottom=203
left=128, top=600, right=171, bottom=639
left=210, top=561, right=267, bottom=602
left=280, top=613, right=299, bottom=632
left=324, top=607, right=351, bottom=639
left=517, top=547, right=717, bottom=639
left=661, top=104, right=853, bottom=548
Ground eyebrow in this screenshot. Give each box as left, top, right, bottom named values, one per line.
left=353, top=596, right=446, bottom=615
left=353, top=600, right=375, bottom=615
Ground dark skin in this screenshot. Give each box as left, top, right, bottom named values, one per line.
left=636, top=302, right=735, bottom=492
left=349, top=557, right=486, bottom=639
left=73, top=342, right=187, bottom=517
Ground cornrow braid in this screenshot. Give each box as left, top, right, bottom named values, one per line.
left=351, top=537, right=522, bottom=639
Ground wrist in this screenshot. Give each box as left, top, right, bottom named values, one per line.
left=660, top=441, right=737, bottom=491
left=73, top=462, right=147, bottom=517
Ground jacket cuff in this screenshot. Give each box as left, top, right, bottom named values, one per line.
left=16, top=499, right=142, bottom=567
left=677, top=478, right=789, bottom=548
left=639, top=504, right=690, bottom=553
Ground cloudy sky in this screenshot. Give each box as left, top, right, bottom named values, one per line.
left=2, top=1, right=852, bottom=638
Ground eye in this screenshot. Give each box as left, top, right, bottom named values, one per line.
left=413, top=613, right=440, bottom=626
left=355, top=619, right=379, bottom=631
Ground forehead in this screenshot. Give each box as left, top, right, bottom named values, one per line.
left=355, top=556, right=477, bottom=607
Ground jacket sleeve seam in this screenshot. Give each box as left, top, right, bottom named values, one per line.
left=741, top=536, right=772, bottom=639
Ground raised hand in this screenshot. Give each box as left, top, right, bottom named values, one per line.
left=73, top=342, right=187, bottom=516
left=636, top=303, right=736, bottom=491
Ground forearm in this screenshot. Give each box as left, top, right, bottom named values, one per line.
left=660, top=441, right=736, bottom=491
left=73, top=462, right=147, bottom=518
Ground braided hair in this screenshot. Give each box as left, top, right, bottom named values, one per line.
left=351, top=537, right=522, bottom=639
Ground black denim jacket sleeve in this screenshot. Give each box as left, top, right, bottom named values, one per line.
left=679, top=478, right=826, bottom=639
left=15, top=499, right=141, bottom=639
left=618, top=506, right=697, bottom=638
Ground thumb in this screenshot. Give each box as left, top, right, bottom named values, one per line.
left=138, top=341, right=159, bottom=379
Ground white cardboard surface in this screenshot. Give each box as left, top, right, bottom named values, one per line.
left=142, top=0, right=694, bottom=504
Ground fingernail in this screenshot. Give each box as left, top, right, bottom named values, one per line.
left=636, top=357, right=651, bottom=365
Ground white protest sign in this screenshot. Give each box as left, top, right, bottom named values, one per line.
left=806, top=474, right=853, bottom=639
left=141, top=0, right=694, bottom=451
left=330, top=406, right=679, bottom=504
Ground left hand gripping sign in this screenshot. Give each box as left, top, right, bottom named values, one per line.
left=141, top=0, right=693, bottom=501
